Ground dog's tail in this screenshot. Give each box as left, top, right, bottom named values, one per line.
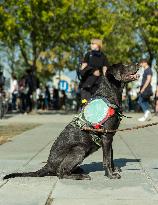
left=3, top=165, right=52, bottom=180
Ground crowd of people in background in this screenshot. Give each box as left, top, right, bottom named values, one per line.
left=8, top=69, right=79, bottom=114
left=126, top=82, right=158, bottom=114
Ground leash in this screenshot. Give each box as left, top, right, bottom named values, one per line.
left=81, top=121, right=158, bottom=133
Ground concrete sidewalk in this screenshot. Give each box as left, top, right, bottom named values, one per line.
left=0, top=112, right=158, bottom=205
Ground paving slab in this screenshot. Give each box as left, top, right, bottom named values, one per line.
left=53, top=198, right=158, bottom=205
left=0, top=177, right=58, bottom=205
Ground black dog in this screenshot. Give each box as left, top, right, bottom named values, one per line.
left=4, top=64, right=139, bottom=180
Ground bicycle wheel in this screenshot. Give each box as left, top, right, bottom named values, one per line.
left=3, top=100, right=8, bottom=115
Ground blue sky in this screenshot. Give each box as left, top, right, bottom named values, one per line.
left=63, top=69, right=77, bottom=81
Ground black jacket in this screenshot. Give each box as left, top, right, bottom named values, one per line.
left=79, top=50, right=109, bottom=91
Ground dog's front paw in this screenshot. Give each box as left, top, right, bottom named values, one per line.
left=106, top=172, right=121, bottom=179
left=113, top=166, right=122, bottom=173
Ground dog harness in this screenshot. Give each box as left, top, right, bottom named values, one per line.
left=71, top=97, right=122, bottom=146
left=72, top=97, right=122, bottom=128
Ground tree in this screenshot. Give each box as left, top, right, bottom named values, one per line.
left=133, top=0, right=158, bottom=65
left=0, top=0, right=114, bottom=78
left=105, top=0, right=158, bottom=65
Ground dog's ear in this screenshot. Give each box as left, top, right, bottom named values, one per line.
left=107, top=64, right=123, bottom=81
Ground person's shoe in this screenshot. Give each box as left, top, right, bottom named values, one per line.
left=144, top=110, right=152, bottom=120
left=138, top=116, right=146, bottom=122
left=138, top=110, right=151, bottom=122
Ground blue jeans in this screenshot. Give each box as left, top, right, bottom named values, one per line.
left=12, top=93, right=17, bottom=110
left=137, top=95, right=149, bottom=113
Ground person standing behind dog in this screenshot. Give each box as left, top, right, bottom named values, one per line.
left=138, top=59, right=153, bottom=122
left=25, top=69, right=39, bottom=112
left=10, top=74, right=18, bottom=111
left=79, top=39, right=109, bottom=104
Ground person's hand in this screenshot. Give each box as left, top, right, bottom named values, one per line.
left=80, top=63, right=87, bottom=70
left=103, top=66, right=107, bottom=76
left=138, top=90, right=144, bottom=97
left=93, top=69, right=100, bottom=76
left=140, top=89, right=144, bottom=94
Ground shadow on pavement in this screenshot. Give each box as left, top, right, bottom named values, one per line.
left=114, top=158, right=141, bottom=168
left=81, top=158, right=141, bottom=173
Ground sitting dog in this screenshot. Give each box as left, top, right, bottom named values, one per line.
left=4, top=63, right=139, bottom=180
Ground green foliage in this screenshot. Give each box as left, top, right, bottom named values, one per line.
left=105, top=0, right=158, bottom=64
left=0, top=0, right=158, bottom=79
left=134, top=0, right=158, bottom=63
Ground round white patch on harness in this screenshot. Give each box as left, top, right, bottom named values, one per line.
left=83, top=99, right=109, bottom=124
